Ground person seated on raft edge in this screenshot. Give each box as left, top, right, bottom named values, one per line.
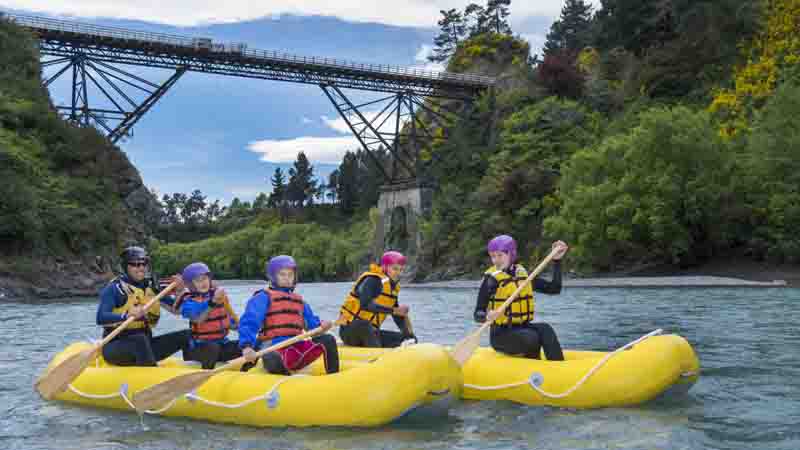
left=338, top=251, right=417, bottom=348
left=96, top=246, right=192, bottom=366
left=174, top=262, right=242, bottom=370
left=473, top=236, right=570, bottom=361
left=238, top=255, right=340, bottom=375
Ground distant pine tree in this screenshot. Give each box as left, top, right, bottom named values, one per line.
left=268, top=167, right=286, bottom=208
left=543, top=0, right=594, bottom=57
left=485, top=0, right=512, bottom=34
left=429, top=9, right=467, bottom=63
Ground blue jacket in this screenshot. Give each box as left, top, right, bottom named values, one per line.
left=96, top=275, right=177, bottom=326
left=180, top=290, right=239, bottom=346
left=238, top=286, right=321, bottom=349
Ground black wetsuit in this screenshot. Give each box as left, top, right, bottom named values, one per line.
left=339, top=276, right=414, bottom=348
left=183, top=340, right=243, bottom=370
left=96, top=276, right=191, bottom=366
left=473, top=261, right=565, bottom=361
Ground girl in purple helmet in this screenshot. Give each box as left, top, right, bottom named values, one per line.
left=338, top=251, right=416, bottom=348
left=176, top=262, right=242, bottom=369
left=474, top=236, right=569, bottom=360
left=238, top=255, right=340, bottom=375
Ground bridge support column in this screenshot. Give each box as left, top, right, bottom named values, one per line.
left=374, top=180, right=433, bottom=281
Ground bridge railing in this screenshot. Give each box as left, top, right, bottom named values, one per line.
left=4, top=12, right=494, bottom=87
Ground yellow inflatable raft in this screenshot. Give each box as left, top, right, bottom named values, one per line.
left=45, top=342, right=461, bottom=427
left=340, top=330, right=699, bottom=409
left=460, top=331, right=700, bottom=408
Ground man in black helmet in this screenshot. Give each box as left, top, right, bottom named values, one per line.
left=95, top=246, right=191, bottom=366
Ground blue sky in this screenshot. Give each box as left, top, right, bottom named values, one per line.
left=2, top=1, right=597, bottom=203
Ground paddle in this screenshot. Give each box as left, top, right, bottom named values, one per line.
left=450, top=247, right=559, bottom=367
left=35, top=280, right=180, bottom=400
left=131, top=319, right=344, bottom=413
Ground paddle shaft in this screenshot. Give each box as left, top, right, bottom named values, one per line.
left=97, top=280, right=180, bottom=349
left=476, top=248, right=559, bottom=335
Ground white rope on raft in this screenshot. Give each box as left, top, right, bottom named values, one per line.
left=463, top=329, right=663, bottom=399
left=67, top=338, right=416, bottom=412
left=66, top=373, right=309, bottom=414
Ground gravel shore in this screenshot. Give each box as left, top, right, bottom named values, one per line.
left=405, top=275, right=788, bottom=289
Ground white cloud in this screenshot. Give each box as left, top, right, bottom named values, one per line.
left=321, top=114, right=351, bottom=134
left=321, top=109, right=402, bottom=135
left=409, top=61, right=445, bottom=73
left=520, top=33, right=548, bottom=57
left=248, top=135, right=357, bottom=164
left=415, top=44, right=433, bottom=62
left=301, top=116, right=313, bottom=124
left=250, top=106, right=409, bottom=164
left=4, top=0, right=599, bottom=28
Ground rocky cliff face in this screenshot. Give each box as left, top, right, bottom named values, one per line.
left=0, top=19, right=160, bottom=300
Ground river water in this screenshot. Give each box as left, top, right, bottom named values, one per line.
left=2, top=282, right=798, bottom=450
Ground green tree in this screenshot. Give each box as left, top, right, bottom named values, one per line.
left=594, top=0, right=675, bottom=57
left=485, top=0, right=512, bottom=34
left=465, top=3, right=489, bottom=37
left=204, top=199, right=225, bottom=223
left=160, top=194, right=180, bottom=225
left=181, top=189, right=207, bottom=225
left=252, top=192, right=268, bottom=211
left=268, top=167, right=287, bottom=208
left=544, top=106, right=736, bottom=270
left=429, top=9, right=467, bottom=63
left=739, top=80, right=800, bottom=262
left=335, top=151, right=360, bottom=214
left=543, top=0, right=594, bottom=57
left=287, top=152, right=318, bottom=207
left=326, top=169, right=339, bottom=204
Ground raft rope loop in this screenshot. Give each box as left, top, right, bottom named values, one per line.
left=66, top=372, right=309, bottom=414
left=463, top=329, right=664, bottom=399
left=69, top=336, right=408, bottom=414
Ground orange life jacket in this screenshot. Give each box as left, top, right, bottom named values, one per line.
left=178, top=289, right=233, bottom=341
left=257, top=288, right=305, bottom=341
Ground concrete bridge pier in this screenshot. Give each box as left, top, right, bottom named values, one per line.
left=373, top=181, right=433, bottom=281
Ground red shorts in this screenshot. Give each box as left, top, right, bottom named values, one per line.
left=276, top=340, right=325, bottom=372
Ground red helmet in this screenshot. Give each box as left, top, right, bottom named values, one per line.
left=380, top=251, right=407, bottom=273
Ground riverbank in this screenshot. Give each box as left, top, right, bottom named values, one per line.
left=413, top=255, right=796, bottom=288
left=0, top=256, right=114, bottom=301
left=406, top=275, right=787, bottom=289
left=1, top=256, right=794, bottom=302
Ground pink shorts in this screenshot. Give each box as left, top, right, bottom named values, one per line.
left=276, top=340, right=325, bottom=372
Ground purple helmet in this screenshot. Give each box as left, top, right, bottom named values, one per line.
left=182, top=262, right=211, bottom=289
left=487, top=235, right=517, bottom=263
left=267, top=255, right=297, bottom=284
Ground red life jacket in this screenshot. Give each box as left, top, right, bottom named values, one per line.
left=179, top=289, right=232, bottom=341
left=257, top=288, right=305, bottom=341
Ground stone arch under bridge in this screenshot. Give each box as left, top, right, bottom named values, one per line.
left=373, top=181, right=433, bottom=281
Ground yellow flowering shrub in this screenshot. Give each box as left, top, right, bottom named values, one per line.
left=709, top=0, right=800, bottom=138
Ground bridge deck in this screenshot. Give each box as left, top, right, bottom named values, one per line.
left=5, top=13, right=494, bottom=99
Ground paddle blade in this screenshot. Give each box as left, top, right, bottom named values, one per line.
left=132, top=370, right=216, bottom=413
left=35, top=347, right=97, bottom=400
left=450, top=329, right=482, bottom=367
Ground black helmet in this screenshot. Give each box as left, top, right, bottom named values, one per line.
left=120, top=246, right=150, bottom=271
